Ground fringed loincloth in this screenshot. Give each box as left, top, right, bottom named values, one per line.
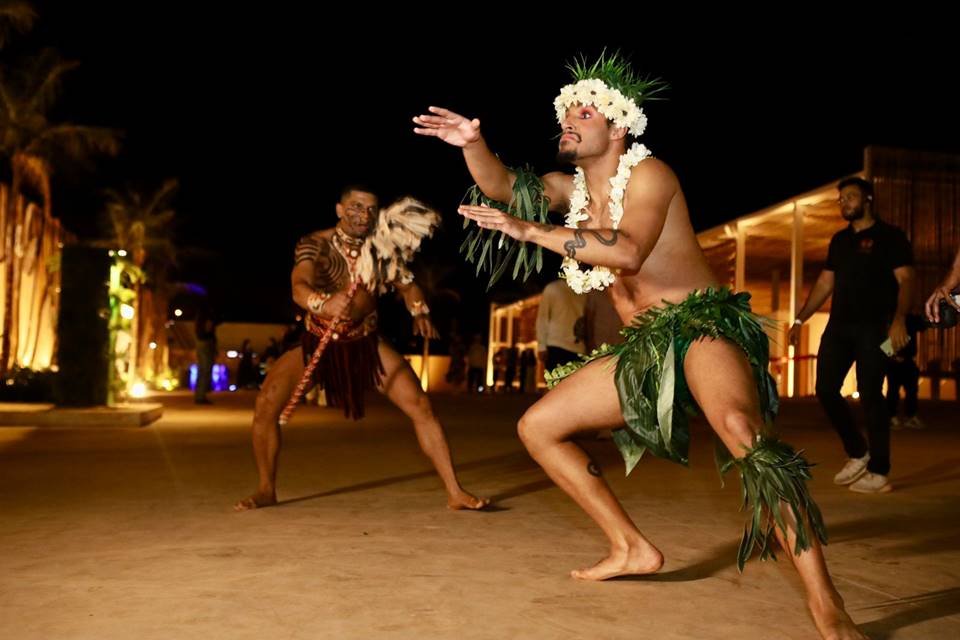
left=301, top=312, right=383, bottom=420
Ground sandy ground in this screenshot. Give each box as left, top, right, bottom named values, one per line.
left=1, top=391, right=958, bottom=639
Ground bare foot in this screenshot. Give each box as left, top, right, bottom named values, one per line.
left=233, top=491, right=277, bottom=512
left=571, top=542, right=664, bottom=581
left=447, top=489, right=490, bottom=511
left=809, top=597, right=869, bottom=640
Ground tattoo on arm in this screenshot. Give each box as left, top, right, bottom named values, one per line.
left=563, top=230, right=586, bottom=258
left=587, top=461, right=602, bottom=477
left=295, top=236, right=348, bottom=292
left=294, top=235, right=321, bottom=265
left=563, top=229, right=623, bottom=259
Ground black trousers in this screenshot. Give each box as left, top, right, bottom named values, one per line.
left=467, top=367, right=484, bottom=393
left=815, top=322, right=891, bottom=475
left=886, top=358, right=919, bottom=418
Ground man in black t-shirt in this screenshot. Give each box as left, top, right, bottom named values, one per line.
left=790, top=177, right=914, bottom=494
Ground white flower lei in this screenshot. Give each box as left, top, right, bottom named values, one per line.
left=560, top=142, right=651, bottom=294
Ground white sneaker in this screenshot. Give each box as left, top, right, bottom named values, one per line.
left=890, top=416, right=903, bottom=430
left=834, top=454, right=870, bottom=485
left=904, top=416, right=926, bottom=430
left=849, top=472, right=892, bottom=493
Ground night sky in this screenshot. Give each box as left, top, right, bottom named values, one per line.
left=10, top=5, right=957, bottom=342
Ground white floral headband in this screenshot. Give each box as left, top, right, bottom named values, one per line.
left=553, top=78, right=648, bottom=137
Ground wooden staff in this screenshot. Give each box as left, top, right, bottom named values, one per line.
left=278, top=279, right=360, bottom=426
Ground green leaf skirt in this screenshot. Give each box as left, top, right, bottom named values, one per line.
left=545, top=286, right=827, bottom=570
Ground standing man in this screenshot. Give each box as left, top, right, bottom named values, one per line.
left=536, top=278, right=586, bottom=371
left=790, top=177, right=914, bottom=494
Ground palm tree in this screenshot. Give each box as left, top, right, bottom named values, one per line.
left=103, top=179, right=178, bottom=270
left=0, top=1, right=36, bottom=50
left=102, top=180, right=178, bottom=387
left=0, top=48, right=119, bottom=375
